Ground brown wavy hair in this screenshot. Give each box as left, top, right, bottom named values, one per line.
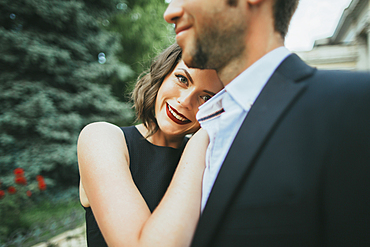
left=132, top=43, right=182, bottom=137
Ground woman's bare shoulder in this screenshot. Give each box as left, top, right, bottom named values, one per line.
left=78, top=121, right=124, bottom=143
left=79, top=121, right=122, bottom=137
left=78, top=122, right=131, bottom=207
left=78, top=121, right=129, bottom=166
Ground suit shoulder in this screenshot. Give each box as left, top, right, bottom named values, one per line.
left=313, top=69, right=370, bottom=83
left=307, top=69, right=370, bottom=92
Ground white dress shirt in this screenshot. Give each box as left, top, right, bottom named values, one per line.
left=196, top=47, right=291, bottom=211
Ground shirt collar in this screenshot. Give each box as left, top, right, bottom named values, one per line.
left=196, top=46, right=291, bottom=122
left=196, top=88, right=225, bottom=124
left=225, top=46, right=291, bottom=111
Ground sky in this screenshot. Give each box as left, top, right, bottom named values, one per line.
left=285, top=0, right=353, bottom=51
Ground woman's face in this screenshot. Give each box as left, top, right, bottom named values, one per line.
left=155, top=60, right=223, bottom=137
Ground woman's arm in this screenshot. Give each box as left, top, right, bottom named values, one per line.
left=138, top=128, right=208, bottom=247
left=78, top=122, right=208, bottom=247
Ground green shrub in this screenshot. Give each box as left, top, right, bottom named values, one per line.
left=0, top=168, right=48, bottom=240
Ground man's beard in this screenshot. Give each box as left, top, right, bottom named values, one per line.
left=191, top=42, right=209, bottom=70
left=185, top=20, right=246, bottom=72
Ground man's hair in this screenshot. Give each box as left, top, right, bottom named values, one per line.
left=226, top=0, right=299, bottom=38
left=273, top=0, right=299, bottom=38
left=132, top=43, right=182, bottom=137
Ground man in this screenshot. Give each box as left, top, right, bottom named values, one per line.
left=164, top=0, right=370, bottom=246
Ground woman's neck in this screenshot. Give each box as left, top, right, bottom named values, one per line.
left=136, top=124, right=185, bottom=149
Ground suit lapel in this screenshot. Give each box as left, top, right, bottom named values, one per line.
left=191, top=54, right=316, bottom=247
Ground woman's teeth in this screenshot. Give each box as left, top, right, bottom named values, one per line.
left=168, top=105, right=187, bottom=122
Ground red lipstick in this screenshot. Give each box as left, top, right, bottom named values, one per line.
left=166, top=103, right=191, bottom=125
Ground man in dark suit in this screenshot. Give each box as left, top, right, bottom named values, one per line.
left=164, top=0, right=370, bottom=246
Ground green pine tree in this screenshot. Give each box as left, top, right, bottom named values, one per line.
left=107, top=0, right=175, bottom=101
left=0, top=0, right=134, bottom=190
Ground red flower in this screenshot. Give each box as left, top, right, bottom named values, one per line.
left=14, top=168, right=24, bottom=176
left=36, top=175, right=47, bottom=191
left=0, top=190, right=5, bottom=199
left=8, top=186, right=17, bottom=194
left=36, top=175, right=44, bottom=182
left=26, top=190, right=32, bottom=197
left=38, top=181, right=46, bottom=191
left=15, top=176, right=27, bottom=185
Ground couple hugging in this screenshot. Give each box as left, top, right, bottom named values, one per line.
left=78, top=0, right=370, bottom=246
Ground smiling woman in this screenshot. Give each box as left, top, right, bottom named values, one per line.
left=78, top=43, right=223, bottom=246
left=153, top=60, right=222, bottom=147
left=132, top=44, right=222, bottom=146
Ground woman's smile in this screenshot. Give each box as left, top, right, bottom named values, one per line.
left=166, top=102, right=191, bottom=125
left=155, top=60, right=223, bottom=137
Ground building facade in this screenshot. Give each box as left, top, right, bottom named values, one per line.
left=296, top=0, right=370, bottom=71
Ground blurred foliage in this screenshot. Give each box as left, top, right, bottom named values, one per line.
left=0, top=169, right=46, bottom=239
left=106, top=0, right=175, bottom=100
left=0, top=0, right=135, bottom=194
left=0, top=187, right=83, bottom=245
left=0, top=0, right=175, bottom=242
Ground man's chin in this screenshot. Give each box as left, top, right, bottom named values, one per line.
left=183, top=53, right=209, bottom=70
left=181, top=51, right=198, bottom=69
left=178, top=41, right=210, bottom=69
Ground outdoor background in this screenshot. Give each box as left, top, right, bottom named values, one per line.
left=0, top=0, right=174, bottom=245
left=1, top=0, right=364, bottom=246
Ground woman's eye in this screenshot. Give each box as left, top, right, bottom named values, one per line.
left=201, top=95, right=212, bottom=102
left=175, top=75, right=188, bottom=85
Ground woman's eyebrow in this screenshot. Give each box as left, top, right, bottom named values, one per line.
left=204, top=90, right=216, bottom=96
left=178, top=68, right=194, bottom=85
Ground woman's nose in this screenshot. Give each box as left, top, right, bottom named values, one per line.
left=164, top=0, right=183, bottom=24
left=177, top=90, right=194, bottom=110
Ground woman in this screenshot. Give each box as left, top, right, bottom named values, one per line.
left=78, top=43, right=223, bottom=246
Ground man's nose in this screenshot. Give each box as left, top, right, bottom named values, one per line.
left=164, top=0, right=183, bottom=24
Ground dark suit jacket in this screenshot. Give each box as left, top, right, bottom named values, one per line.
left=191, top=54, right=370, bottom=247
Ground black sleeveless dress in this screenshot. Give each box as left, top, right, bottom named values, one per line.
left=84, top=126, right=188, bottom=246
